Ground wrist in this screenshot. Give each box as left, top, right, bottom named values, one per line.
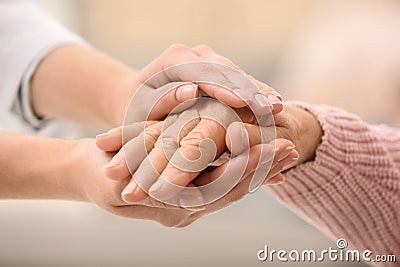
left=278, top=104, right=322, bottom=165
left=109, top=73, right=139, bottom=127
left=35, top=138, right=88, bottom=201
left=30, top=45, right=138, bottom=128
left=65, top=138, right=97, bottom=202
left=0, top=133, right=85, bottom=201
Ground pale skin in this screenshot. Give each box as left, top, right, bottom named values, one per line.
left=98, top=103, right=323, bottom=209
left=30, top=44, right=283, bottom=128
left=98, top=100, right=297, bottom=207
left=0, top=102, right=321, bottom=227
left=1, top=43, right=302, bottom=226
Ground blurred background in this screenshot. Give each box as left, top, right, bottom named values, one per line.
left=1, top=0, right=400, bottom=266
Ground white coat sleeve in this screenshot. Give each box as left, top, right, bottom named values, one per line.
left=0, top=0, right=86, bottom=130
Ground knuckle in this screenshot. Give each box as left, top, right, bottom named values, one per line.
left=215, top=54, right=230, bottom=63
left=195, top=44, right=213, bottom=52
left=179, top=135, right=205, bottom=161
left=144, top=127, right=160, bottom=144
left=155, top=136, right=179, bottom=156
left=168, top=44, right=189, bottom=53
left=180, top=131, right=205, bottom=149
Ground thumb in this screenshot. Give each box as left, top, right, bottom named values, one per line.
left=147, top=83, right=199, bottom=120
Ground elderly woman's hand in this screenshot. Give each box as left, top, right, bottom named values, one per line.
left=96, top=98, right=299, bottom=208
left=237, top=103, right=323, bottom=170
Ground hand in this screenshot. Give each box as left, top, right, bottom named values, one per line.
left=30, top=44, right=282, bottom=128
left=275, top=104, right=323, bottom=167
left=239, top=103, right=323, bottom=169
left=96, top=99, right=298, bottom=207
left=118, top=44, right=284, bottom=125
left=71, top=138, right=286, bottom=227
left=68, top=138, right=192, bottom=227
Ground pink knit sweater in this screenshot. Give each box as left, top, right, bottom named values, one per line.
left=266, top=103, right=400, bottom=266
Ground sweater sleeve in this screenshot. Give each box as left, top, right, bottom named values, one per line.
left=266, top=102, right=400, bottom=266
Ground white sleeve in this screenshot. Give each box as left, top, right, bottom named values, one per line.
left=0, top=0, right=87, bottom=130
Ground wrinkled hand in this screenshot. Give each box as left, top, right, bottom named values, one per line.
left=222, top=103, right=323, bottom=170
left=273, top=104, right=323, bottom=167
left=97, top=99, right=299, bottom=209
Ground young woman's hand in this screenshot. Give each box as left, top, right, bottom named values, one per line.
left=122, top=44, right=284, bottom=123
left=70, top=138, right=293, bottom=227
left=30, top=44, right=282, bottom=128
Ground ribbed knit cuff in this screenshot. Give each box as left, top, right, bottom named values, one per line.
left=266, top=102, right=400, bottom=266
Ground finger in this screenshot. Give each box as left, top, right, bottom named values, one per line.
left=191, top=44, right=217, bottom=57
left=121, top=148, right=168, bottom=203
left=191, top=45, right=241, bottom=72
left=265, top=174, right=285, bottom=185
left=96, top=121, right=158, bottom=152
left=137, top=44, right=282, bottom=118
left=176, top=167, right=255, bottom=228
left=267, top=148, right=299, bottom=180
left=177, top=183, right=206, bottom=210
left=172, top=144, right=292, bottom=228
left=148, top=83, right=199, bottom=120
left=179, top=147, right=293, bottom=228
left=113, top=204, right=192, bottom=227
left=121, top=116, right=198, bottom=203
left=148, top=118, right=226, bottom=202
left=185, top=51, right=278, bottom=115
left=137, top=44, right=202, bottom=84
left=140, top=44, right=263, bottom=111
left=163, top=63, right=248, bottom=108
left=197, top=82, right=247, bottom=108
left=194, top=139, right=295, bottom=188
left=225, top=122, right=276, bottom=156
left=96, top=127, right=123, bottom=152
left=193, top=143, right=272, bottom=186
left=177, top=141, right=295, bottom=227
left=247, top=75, right=283, bottom=114
left=165, top=45, right=249, bottom=108
left=104, top=122, right=164, bottom=180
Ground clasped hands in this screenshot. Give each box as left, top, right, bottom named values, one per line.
left=91, top=45, right=301, bottom=227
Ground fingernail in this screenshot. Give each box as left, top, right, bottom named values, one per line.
left=148, top=179, right=166, bottom=194
left=227, top=122, right=248, bottom=155
left=105, top=156, right=121, bottom=169
left=121, top=181, right=137, bottom=196
left=267, top=94, right=282, bottom=105
left=282, top=156, right=299, bottom=170
left=270, top=92, right=283, bottom=101
left=266, top=175, right=285, bottom=185
left=179, top=195, right=204, bottom=209
left=96, top=133, right=108, bottom=139
left=97, top=128, right=119, bottom=139
left=176, top=84, right=198, bottom=102
left=255, top=93, right=272, bottom=108
left=277, top=146, right=296, bottom=161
